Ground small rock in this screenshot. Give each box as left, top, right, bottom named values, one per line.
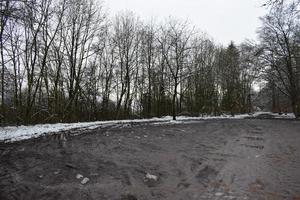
left=76, top=174, right=83, bottom=179
left=145, top=173, right=158, bottom=181
left=38, top=175, right=43, bottom=179
left=81, top=177, right=90, bottom=184
left=215, top=192, right=223, bottom=196
left=54, top=170, right=60, bottom=175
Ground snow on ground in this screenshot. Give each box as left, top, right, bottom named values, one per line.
left=0, top=112, right=296, bottom=143
left=0, top=117, right=172, bottom=143
left=269, top=112, right=295, bottom=119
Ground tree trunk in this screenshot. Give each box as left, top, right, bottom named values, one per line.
left=172, top=80, right=178, bottom=120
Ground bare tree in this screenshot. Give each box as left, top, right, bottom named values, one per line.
left=159, top=19, right=194, bottom=120
left=61, top=0, right=105, bottom=121
left=259, top=1, right=300, bottom=117
left=113, top=12, right=140, bottom=119
left=139, top=21, right=157, bottom=117
left=0, top=0, right=11, bottom=121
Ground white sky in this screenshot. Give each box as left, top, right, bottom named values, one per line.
left=103, top=0, right=267, bottom=45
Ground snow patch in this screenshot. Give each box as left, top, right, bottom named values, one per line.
left=0, top=117, right=172, bottom=143
left=0, top=112, right=295, bottom=143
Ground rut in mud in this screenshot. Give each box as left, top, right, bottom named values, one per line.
left=1, top=119, right=300, bottom=200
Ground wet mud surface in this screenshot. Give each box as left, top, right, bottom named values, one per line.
left=1, top=119, right=300, bottom=200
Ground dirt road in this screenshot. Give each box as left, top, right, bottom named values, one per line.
left=1, top=119, right=300, bottom=200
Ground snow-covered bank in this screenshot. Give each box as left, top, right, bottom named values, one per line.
left=0, top=112, right=295, bottom=143
left=0, top=117, right=172, bottom=143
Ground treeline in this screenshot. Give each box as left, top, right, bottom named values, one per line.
left=0, top=0, right=261, bottom=124
left=258, top=0, right=300, bottom=117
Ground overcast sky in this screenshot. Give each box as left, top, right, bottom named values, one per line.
left=104, top=0, right=267, bottom=46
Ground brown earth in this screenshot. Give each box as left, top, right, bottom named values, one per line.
left=1, top=118, right=300, bottom=200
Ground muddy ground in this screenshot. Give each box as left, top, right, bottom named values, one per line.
left=1, top=118, right=300, bottom=200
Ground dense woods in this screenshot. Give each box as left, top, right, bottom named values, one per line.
left=0, top=0, right=299, bottom=125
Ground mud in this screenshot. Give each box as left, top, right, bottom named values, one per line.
left=1, top=119, right=300, bottom=200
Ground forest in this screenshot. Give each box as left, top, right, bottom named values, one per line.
left=0, top=0, right=299, bottom=125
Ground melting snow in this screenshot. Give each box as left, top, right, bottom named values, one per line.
left=0, top=112, right=295, bottom=143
